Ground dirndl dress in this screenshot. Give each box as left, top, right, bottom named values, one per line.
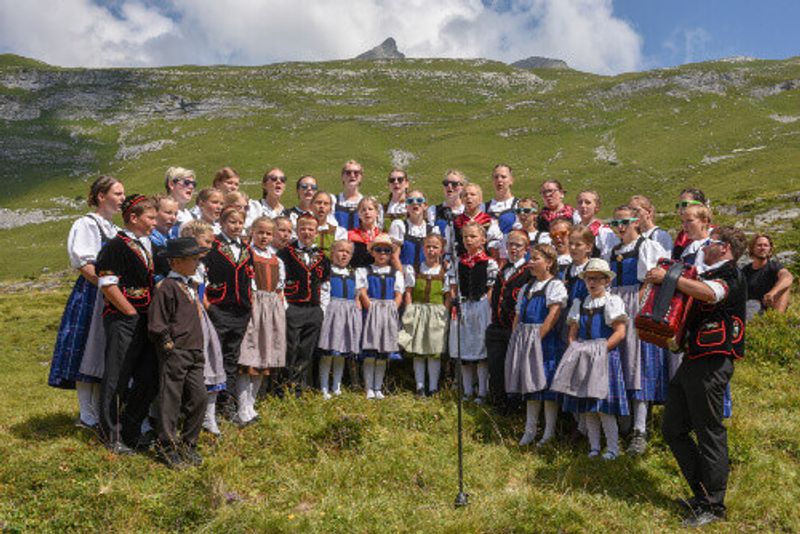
left=48, top=276, right=98, bottom=388
left=201, top=305, right=226, bottom=391
left=238, top=291, right=286, bottom=371
left=319, top=299, right=362, bottom=357
left=448, top=298, right=490, bottom=361
left=361, top=300, right=400, bottom=359
left=398, top=269, right=448, bottom=358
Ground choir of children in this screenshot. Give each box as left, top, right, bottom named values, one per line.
left=52, top=165, right=764, bottom=497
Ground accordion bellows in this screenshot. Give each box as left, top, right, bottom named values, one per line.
left=635, top=259, right=697, bottom=351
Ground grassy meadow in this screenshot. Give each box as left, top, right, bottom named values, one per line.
left=0, top=280, right=798, bottom=533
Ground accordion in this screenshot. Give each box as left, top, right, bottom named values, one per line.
left=635, top=259, right=697, bottom=351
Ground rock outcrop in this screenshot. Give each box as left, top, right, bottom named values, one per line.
left=355, top=38, right=405, bottom=60
left=511, top=56, right=569, bottom=70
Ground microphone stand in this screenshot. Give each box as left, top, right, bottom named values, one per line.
left=446, top=208, right=469, bottom=508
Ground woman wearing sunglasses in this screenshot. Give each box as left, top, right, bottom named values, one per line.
left=383, top=168, right=408, bottom=230
left=286, top=175, right=319, bottom=230
left=164, top=166, right=197, bottom=235
left=512, top=197, right=551, bottom=247
left=388, top=190, right=439, bottom=272
left=427, top=169, right=466, bottom=236
left=333, top=159, right=384, bottom=231
left=247, top=167, right=288, bottom=227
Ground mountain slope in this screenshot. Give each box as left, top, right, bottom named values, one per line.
left=0, top=56, right=799, bottom=278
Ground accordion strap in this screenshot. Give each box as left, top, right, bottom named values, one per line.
left=651, top=261, right=684, bottom=321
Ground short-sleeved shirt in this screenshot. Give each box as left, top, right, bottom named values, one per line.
left=515, top=278, right=568, bottom=314
left=603, top=237, right=667, bottom=283
left=566, top=293, right=628, bottom=326
left=743, top=259, right=784, bottom=302
left=356, top=265, right=405, bottom=295
left=389, top=219, right=440, bottom=243
left=403, top=263, right=446, bottom=291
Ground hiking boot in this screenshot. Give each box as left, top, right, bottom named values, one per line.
left=627, top=430, right=647, bottom=456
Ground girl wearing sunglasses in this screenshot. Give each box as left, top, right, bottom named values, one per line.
left=388, top=190, right=440, bottom=272
left=247, top=167, right=288, bottom=228
left=428, top=169, right=465, bottom=235
left=287, top=175, right=319, bottom=230
left=383, top=168, right=408, bottom=230
left=607, top=205, right=668, bottom=455
left=359, top=234, right=405, bottom=399
left=512, top=197, right=551, bottom=248
left=164, top=166, right=197, bottom=234
left=334, top=159, right=384, bottom=231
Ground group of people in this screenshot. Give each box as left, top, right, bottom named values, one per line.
left=48, top=160, right=793, bottom=528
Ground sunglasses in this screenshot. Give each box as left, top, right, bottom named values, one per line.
left=442, top=180, right=463, bottom=188
left=550, top=230, right=569, bottom=238
left=584, top=275, right=609, bottom=283
left=267, top=175, right=287, bottom=183
left=405, top=197, right=426, bottom=205
left=388, top=176, right=406, bottom=184
left=676, top=200, right=703, bottom=210
left=541, top=188, right=561, bottom=195
left=515, top=207, right=536, bottom=214
left=373, top=247, right=392, bottom=254
left=298, top=183, right=318, bottom=191
left=704, top=239, right=727, bottom=248
left=344, top=169, right=362, bottom=176
left=174, top=178, right=196, bottom=188
left=609, top=218, right=638, bottom=227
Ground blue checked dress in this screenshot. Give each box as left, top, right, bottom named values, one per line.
left=562, top=296, right=630, bottom=416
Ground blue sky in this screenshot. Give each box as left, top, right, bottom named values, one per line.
left=613, top=0, right=800, bottom=67
left=0, top=0, right=798, bottom=73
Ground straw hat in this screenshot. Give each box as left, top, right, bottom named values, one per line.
left=578, top=258, right=616, bottom=281
left=368, top=233, right=394, bottom=251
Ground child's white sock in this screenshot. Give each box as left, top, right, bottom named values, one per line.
left=236, top=374, right=250, bottom=422
left=332, top=356, right=345, bottom=394
left=461, top=362, right=474, bottom=397
left=363, top=358, right=375, bottom=398
left=585, top=413, right=601, bottom=452
left=476, top=361, right=489, bottom=398
left=632, top=400, right=648, bottom=433
left=203, top=392, right=220, bottom=435
left=319, top=355, right=333, bottom=394
left=525, top=400, right=541, bottom=434
left=90, top=382, right=102, bottom=424
left=599, top=413, right=619, bottom=454
left=250, top=375, right=263, bottom=418
left=373, top=360, right=387, bottom=399
left=413, top=357, right=426, bottom=390
left=76, top=381, right=97, bottom=426
left=541, top=400, right=559, bottom=442
left=428, top=358, right=441, bottom=392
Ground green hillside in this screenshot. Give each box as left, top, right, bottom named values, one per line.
left=1, top=56, right=799, bottom=278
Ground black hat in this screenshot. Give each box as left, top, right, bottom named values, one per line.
left=158, top=237, right=209, bottom=258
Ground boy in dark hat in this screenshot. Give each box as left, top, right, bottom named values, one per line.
left=148, top=237, right=209, bottom=468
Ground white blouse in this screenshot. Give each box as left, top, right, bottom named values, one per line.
left=388, top=219, right=440, bottom=243
left=403, top=262, right=445, bottom=290
left=356, top=265, right=405, bottom=295
left=567, top=293, right=628, bottom=326
left=67, top=213, right=119, bottom=269
left=515, top=278, right=568, bottom=314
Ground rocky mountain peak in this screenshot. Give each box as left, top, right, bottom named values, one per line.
left=511, top=56, right=569, bottom=70
left=355, top=37, right=405, bottom=60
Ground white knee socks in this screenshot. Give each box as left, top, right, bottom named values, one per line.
left=461, top=363, right=474, bottom=397
left=363, top=359, right=375, bottom=398
left=319, top=355, right=333, bottom=394
left=203, top=392, right=220, bottom=435
left=541, top=400, right=558, bottom=442
left=331, top=357, right=345, bottom=395
left=413, top=357, right=426, bottom=390
left=632, top=400, right=648, bottom=433
left=599, top=413, right=619, bottom=454
left=427, top=358, right=441, bottom=392
left=373, top=360, right=387, bottom=398
left=236, top=375, right=251, bottom=423
left=476, top=361, right=489, bottom=399
left=249, top=375, right=263, bottom=418
left=76, top=381, right=97, bottom=426
left=585, top=413, right=602, bottom=452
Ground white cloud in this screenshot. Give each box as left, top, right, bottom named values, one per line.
left=663, top=26, right=712, bottom=65
left=0, top=0, right=644, bottom=73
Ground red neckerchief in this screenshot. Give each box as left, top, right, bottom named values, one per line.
left=454, top=211, right=492, bottom=229
left=540, top=204, right=574, bottom=223
left=674, top=229, right=690, bottom=248
left=460, top=249, right=490, bottom=268
left=347, top=226, right=380, bottom=244
left=587, top=219, right=605, bottom=236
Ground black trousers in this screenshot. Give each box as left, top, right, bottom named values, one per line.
left=285, top=304, right=323, bottom=389
left=485, top=324, right=511, bottom=406
left=156, top=348, right=207, bottom=449
left=207, top=305, right=250, bottom=411
left=662, top=354, right=734, bottom=511
left=100, top=313, right=158, bottom=445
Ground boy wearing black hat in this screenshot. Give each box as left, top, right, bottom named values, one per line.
left=148, top=237, right=209, bottom=468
